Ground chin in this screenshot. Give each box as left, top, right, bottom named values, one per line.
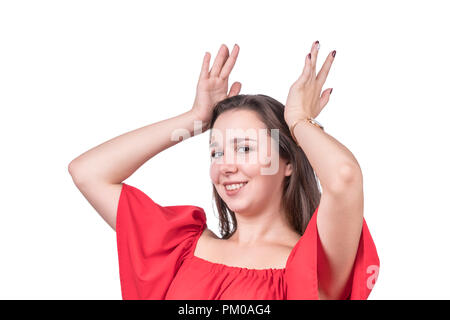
left=225, top=201, right=251, bottom=213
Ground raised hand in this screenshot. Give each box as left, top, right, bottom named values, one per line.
left=284, top=40, right=336, bottom=128
left=191, top=44, right=242, bottom=127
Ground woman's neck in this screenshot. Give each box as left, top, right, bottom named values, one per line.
left=228, top=208, right=298, bottom=247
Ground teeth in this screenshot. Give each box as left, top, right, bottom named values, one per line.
left=225, top=182, right=247, bottom=191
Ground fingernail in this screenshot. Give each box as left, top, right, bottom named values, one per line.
left=330, top=88, right=333, bottom=94
left=315, top=40, right=320, bottom=50
left=308, top=53, right=311, bottom=59
left=332, top=50, right=336, bottom=57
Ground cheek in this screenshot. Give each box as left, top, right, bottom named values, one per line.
left=210, top=164, right=221, bottom=184
left=242, top=163, right=261, bottom=178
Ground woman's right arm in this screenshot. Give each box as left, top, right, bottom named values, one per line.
left=69, top=43, right=241, bottom=231
left=68, top=110, right=207, bottom=230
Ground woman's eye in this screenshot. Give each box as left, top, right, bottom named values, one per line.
left=211, top=146, right=252, bottom=158
left=237, top=146, right=251, bottom=153
left=210, top=151, right=223, bottom=158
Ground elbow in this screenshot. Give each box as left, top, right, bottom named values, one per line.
left=68, top=161, right=75, bottom=176
left=327, top=163, right=363, bottom=194
left=68, top=160, right=76, bottom=176
left=68, top=159, right=88, bottom=184
left=68, top=159, right=82, bottom=176
left=339, top=162, right=362, bottom=185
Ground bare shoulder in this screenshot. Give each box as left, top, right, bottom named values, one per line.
left=204, top=228, right=220, bottom=239
left=194, top=227, right=219, bottom=257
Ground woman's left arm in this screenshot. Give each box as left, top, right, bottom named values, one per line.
left=285, top=41, right=364, bottom=300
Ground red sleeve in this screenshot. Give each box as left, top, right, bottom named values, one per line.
left=285, top=206, right=380, bottom=300
left=115, top=183, right=207, bottom=300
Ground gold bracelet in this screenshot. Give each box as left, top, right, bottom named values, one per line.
left=289, top=117, right=324, bottom=145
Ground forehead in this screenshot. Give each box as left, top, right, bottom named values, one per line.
left=210, top=109, right=267, bottom=142
left=211, top=110, right=266, bottom=136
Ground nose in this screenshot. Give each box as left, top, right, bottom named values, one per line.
left=219, top=162, right=238, bottom=175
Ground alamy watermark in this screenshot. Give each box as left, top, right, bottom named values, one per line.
left=366, top=264, right=379, bottom=290
left=170, top=120, right=281, bottom=175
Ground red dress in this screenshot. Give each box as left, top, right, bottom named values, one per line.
left=116, top=183, right=380, bottom=300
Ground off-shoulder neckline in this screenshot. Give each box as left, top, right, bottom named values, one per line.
left=189, top=222, right=304, bottom=272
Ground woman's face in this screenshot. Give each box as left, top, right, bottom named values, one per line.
left=209, top=109, right=292, bottom=216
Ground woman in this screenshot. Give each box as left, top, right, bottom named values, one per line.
left=69, top=41, right=380, bottom=300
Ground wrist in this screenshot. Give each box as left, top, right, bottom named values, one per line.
left=289, top=117, right=324, bottom=133
left=284, top=105, right=312, bottom=123
left=285, top=114, right=309, bottom=129
left=187, top=110, right=210, bottom=134
left=190, top=106, right=211, bottom=122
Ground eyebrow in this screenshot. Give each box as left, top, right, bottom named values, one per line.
left=209, top=137, right=257, bottom=148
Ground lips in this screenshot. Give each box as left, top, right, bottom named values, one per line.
left=224, top=181, right=248, bottom=196
left=223, top=181, right=248, bottom=187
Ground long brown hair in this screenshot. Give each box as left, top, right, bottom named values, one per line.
left=208, top=94, right=321, bottom=239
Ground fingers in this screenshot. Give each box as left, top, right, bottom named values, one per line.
left=318, top=88, right=333, bottom=111
left=297, top=51, right=312, bottom=84
left=210, top=44, right=229, bottom=78
left=310, top=40, right=320, bottom=77
left=228, top=81, right=242, bottom=97
left=219, top=44, right=240, bottom=80
left=199, top=51, right=211, bottom=80
left=316, top=50, right=336, bottom=88
left=297, top=40, right=319, bottom=85
left=298, top=41, right=336, bottom=89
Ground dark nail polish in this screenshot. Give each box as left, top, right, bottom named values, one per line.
left=332, top=50, right=336, bottom=57
left=315, top=40, right=319, bottom=45
left=308, top=53, right=311, bottom=59
left=330, top=88, right=333, bottom=94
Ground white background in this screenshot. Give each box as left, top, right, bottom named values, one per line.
left=1, top=0, right=449, bottom=299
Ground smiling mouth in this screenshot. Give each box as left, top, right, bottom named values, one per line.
left=224, top=181, right=248, bottom=192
